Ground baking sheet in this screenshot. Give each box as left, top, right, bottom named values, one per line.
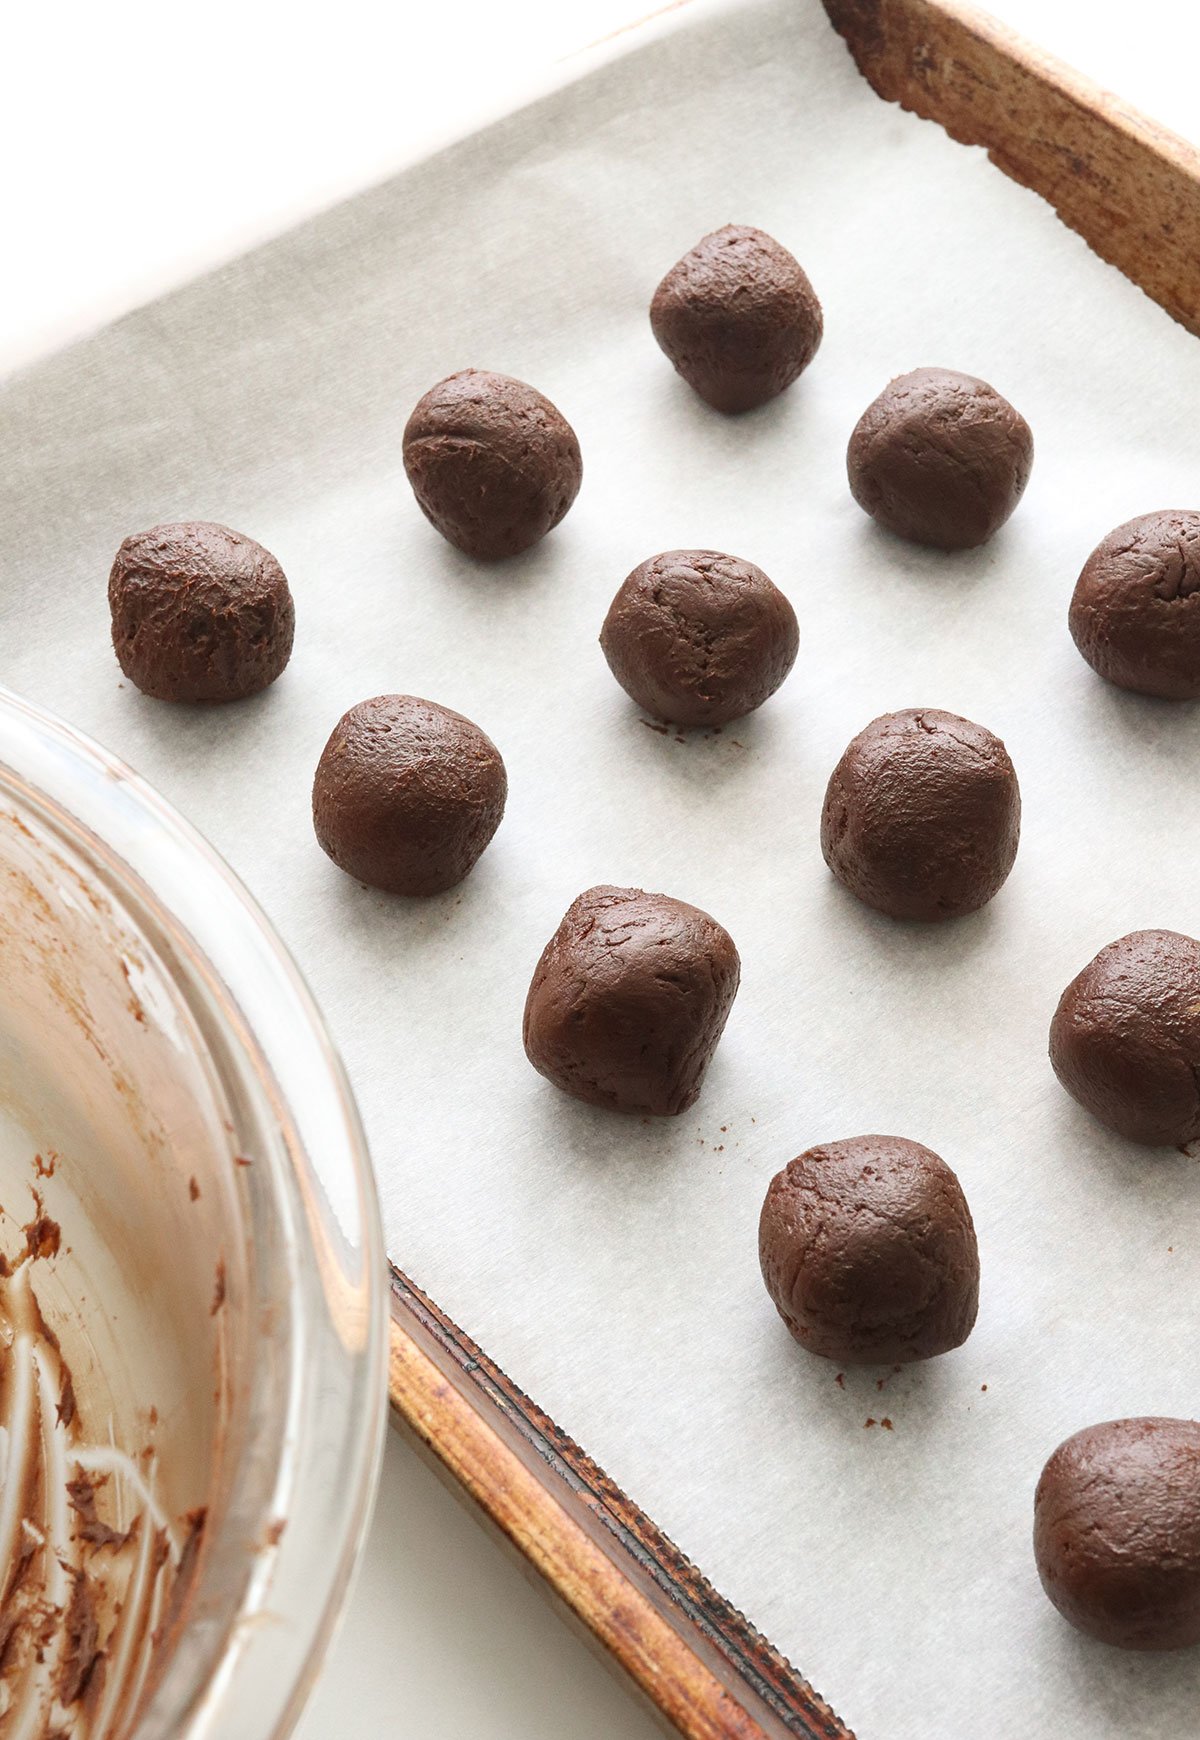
left=5, top=0, right=1200, bottom=1732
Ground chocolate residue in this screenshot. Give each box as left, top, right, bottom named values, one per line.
left=153, top=1510, right=206, bottom=1648
left=57, top=1369, right=77, bottom=1429
left=68, top=1470, right=132, bottom=1550
left=82, top=1649, right=109, bottom=1726
left=0, top=1243, right=190, bottom=1736
left=7, top=1522, right=42, bottom=1606
left=34, top=1152, right=57, bottom=1179
left=24, top=1214, right=61, bottom=1264
left=120, top=958, right=148, bottom=1026
left=188, top=1176, right=200, bottom=1202
left=0, top=1612, right=21, bottom=1677
left=210, top=1261, right=226, bottom=1316
left=59, top=1571, right=102, bottom=1705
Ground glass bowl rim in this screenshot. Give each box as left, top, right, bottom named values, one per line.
left=0, top=682, right=389, bottom=1740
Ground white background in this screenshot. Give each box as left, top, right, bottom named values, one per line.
left=2, top=3, right=1195, bottom=1736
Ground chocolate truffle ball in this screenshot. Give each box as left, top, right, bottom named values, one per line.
left=846, top=368, right=1033, bottom=550
left=1049, top=929, right=1200, bottom=1146
left=821, top=709, right=1021, bottom=921
left=649, top=225, right=823, bottom=414
left=1069, top=511, right=1200, bottom=700
left=523, top=885, right=740, bottom=1116
left=758, top=1135, right=979, bottom=1365
left=599, top=549, right=799, bottom=726
left=312, top=695, right=506, bottom=896
left=1035, top=1418, right=1200, bottom=1650
left=402, top=369, right=582, bottom=560
left=108, top=522, right=295, bottom=703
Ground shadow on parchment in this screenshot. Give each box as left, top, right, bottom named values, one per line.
left=643, top=357, right=819, bottom=457
left=845, top=512, right=1010, bottom=596
left=1073, top=664, right=1200, bottom=762
left=1026, top=1594, right=1200, bottom=1732
left=810, top=864, right=1009, bottom=978
left=1042, top=1083, right=1200, bottom=1198
left=301, top=832, right=512, bottom=961
left=750, top=1305, right=967, bottom=1445
left=513, top=1046, right=745, bottom=1178
left=403, top=516, right=577, bottom=600
left=591, top=690, right=789, bottom=799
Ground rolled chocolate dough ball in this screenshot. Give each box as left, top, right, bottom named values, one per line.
left=1049, top=929, right=1200, bottom=1146
left=108, top=522, right=295, bottom=703
left=1069, top=511, right=1200, bottom=700
left=1035, top=1418, right=1200, bottom=1650
left=402, top=369, right=582, bottom=560
left=599, top=549, right=799, bottom=726
left=821, top=708, right=1021, bottom=921
left=649, top=225, right=823, bottom=414
left=758, top=1135, right=979, bottom=1365
left=522, top=885, right=740, bottom=1116
left=846, top=368, right=1033, bottom=550
left=312, top=695, right=506, bottom=896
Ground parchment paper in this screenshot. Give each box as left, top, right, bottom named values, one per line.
left=4, top=1, right=1200, bottom=1733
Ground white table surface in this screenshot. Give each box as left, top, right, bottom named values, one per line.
left=3, top=2, right=1196, bottom=1735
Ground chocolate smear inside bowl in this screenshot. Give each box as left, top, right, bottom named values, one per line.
left=0, top=696, right=384, bottom=1739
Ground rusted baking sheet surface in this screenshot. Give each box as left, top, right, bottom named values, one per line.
left=823, top=0, right=1200, bottom=335
left=389, top=1268, right=853, bottom=1740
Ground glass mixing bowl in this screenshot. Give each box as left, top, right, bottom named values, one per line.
left=0, top=685, right=387, bottom=1739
